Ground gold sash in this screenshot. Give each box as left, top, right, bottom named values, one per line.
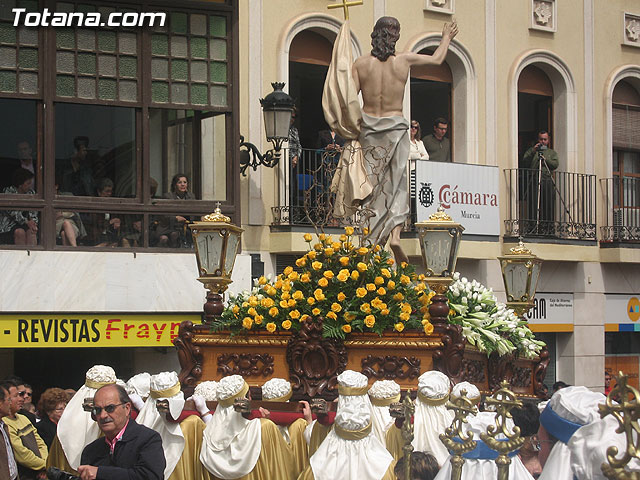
left=85, top=378, right=115, bottom=390
left=369, top=393, right=401, bottom=407
left=417, top=392, right=450, bottom=406
left=150, top=382, right=181, bottom=399
left=338, top=385, right=369, bottom=396
left=334, top=422, right=372, bottom=441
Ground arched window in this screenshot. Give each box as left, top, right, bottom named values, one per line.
left=406, top=36, right=477, bottom=165
left=517, top=65, right=553, bottom=160
left=611, top=79, right=640, bottom=234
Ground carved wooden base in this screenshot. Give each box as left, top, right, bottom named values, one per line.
left=173, top=319, right=550, bottom=399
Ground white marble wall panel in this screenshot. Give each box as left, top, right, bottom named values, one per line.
left=0, top=251, right=252, bottom=312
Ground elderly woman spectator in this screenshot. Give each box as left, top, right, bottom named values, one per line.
left=36, top=388, right=68, bottom=448
left=0, top=168, right=38, bottom=245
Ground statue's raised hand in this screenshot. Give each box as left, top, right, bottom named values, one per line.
left=443, top=21, right=458, bottom=41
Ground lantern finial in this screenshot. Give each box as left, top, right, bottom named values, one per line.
left=202, top=202, right=231, bottom=223
left=428, top=205, right=453, bottom=222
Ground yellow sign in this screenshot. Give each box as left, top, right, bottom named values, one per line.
left=628, top=297, right=640, bottom=322
left=0, top=314, right=201, bottom=348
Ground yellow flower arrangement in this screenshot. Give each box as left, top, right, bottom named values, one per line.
left=218, top=228, right=434, bottom=339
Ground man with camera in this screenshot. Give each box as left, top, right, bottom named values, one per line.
left=77, top=384, right=165, bottom=480
left=521, top=131, right=559, bottom=235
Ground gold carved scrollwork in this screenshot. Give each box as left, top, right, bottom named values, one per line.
left=440, top=390, right=478, bottom=480
left=599, top=372, right=640, bottom=480
left=481, top=381, right=525, bottom=480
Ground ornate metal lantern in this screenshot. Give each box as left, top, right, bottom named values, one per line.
left=240, top=82, right=295, bottom=175
left=189, top=204, right=243, bottom=323
left=260, top=82, right=295, bottom=148
left=416, top=206, right=465, bottom=295
left=498, top=239, right=542, bottom=317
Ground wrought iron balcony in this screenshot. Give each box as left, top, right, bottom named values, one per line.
left=503, top=168, right=596, bottom=240
left=271, top=147, right=353, bottom=227
left=600, top=176, right=640, bottom=243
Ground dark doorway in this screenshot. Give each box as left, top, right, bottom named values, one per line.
left=518, top=92, right=552, bottom=160
left=289, top=61, right=329, bottom=149
left=410, top=78, right=451, bottom=149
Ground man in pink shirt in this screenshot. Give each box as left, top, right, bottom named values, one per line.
left=78, top=384, right=165, bottom=480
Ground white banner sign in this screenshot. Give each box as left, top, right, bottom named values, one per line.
left=415, top=162, right=500, bottom=236
left=605, top=294, right=640, bottom=325
left=524, top=293, right=574, bottom=325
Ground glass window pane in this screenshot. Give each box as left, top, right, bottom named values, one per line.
left=150, top=109, right=227, bottom=202
left=170, top=36, right=187, bottom=58
left=0, top=210, right=40, bottom=245
left=0, top=46, right=16, bottom=68
left=18, top=27, right=38, bottom=46
left=210, top=39, right=226, bottom=60
left=190, top=14, right=207, bottom=36
left=0, top=98, right=38, bottom=193
left=55, top=103, right=137, bottom=198
left=191, top=37, right=207, bottom=59
left=77, top=77, right=96, bottom=99
left=201, top=114, right=226, bottom=201
left=210, top=15, right=226, bottom=37
left=151, top=58, right=168, bottom=80
left=79, top=211, right=143, bottom=247
left=18, top=72, right=37, bottom=94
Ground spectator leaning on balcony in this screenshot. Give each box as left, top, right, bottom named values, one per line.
left=521, top=131, right=559, bottom=235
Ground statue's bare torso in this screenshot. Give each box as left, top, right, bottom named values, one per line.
left=353, top=54, right=410, bottom=117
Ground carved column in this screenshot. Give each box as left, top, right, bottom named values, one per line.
left=173, top=320, right=205, bottom=396
left=432, top=323, right=466, bottom=381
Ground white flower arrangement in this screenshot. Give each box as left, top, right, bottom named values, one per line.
left=447, top=273, right=546, bottom=359
left=368, top=380, right=400, bottom=399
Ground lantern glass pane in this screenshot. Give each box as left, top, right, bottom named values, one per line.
left=504, top=262, right=528, bottom=301
left=224, top=232, right=240, bottom=274
left=528, top=261, right=541, bottom=298
left=263, top=109, right=276, bottom=139
left=196, top=230, right=224, bottom=273
left=422, top=229, right=453, bottom=276
left=273, top=109, right=291, bottom=139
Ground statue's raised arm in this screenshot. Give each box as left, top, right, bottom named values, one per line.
left=403, top=21, right=459, bottom=67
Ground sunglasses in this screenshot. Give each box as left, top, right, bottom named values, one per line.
left=91, top=403, right=126, bottom=417
left=410, top=125, right=418, bottom=129
left=17, top=391, right=27, bottom=397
